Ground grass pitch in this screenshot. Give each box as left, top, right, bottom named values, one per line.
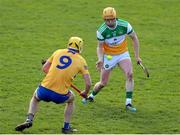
left=0, top=0, right=180, bottom=134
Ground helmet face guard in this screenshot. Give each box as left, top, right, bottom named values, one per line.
left=68, top=37, right=83, bottom=53
left=102, top=7, right=116, bottom=20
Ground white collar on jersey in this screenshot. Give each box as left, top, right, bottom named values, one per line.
left=106, top=20, right=117, bottom=30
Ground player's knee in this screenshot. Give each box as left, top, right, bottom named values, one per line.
left=100, top=81, right=107, bottom=87
left=33, top=91, right=41, bottom=101
left=67, top=92, right=75, bottom=103
left=127, top=72, right=133, bottom=81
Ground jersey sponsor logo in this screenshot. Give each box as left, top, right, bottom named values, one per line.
left=112, top=31, right=116, bottom=37
left=106, top=34, right=111, bottom=38
left=118, top=31, right=123, bottom=35
left=108, top=40, right=120, bottom=46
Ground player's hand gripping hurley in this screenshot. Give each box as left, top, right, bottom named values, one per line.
left=137, top=61, right=149, bottom=78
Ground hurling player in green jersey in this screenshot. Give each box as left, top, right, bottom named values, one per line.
left=88, top=7, right=142, bottom=112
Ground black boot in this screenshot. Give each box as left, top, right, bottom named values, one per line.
left=15, top=119, right=33, bottom=131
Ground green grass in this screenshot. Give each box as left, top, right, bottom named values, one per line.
left=0, top=0, right=180, bottom=133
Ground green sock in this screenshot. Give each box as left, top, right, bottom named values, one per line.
left=126, top=91, right=133, bottom=98
left=92, top=91, right=98, bottom=96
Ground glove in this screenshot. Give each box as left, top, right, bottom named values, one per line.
left=80, top=90, right=88, bottom=98
left=41, top=59, right=47, bottom=65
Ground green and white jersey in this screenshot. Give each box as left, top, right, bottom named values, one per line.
left=96, top=19, right=134, bottom=55
left=97, top=19, right=133, bottom=44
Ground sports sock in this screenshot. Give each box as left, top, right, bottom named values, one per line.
left=126, top=91, right=133, bottom=98
left=89, top=91, right=98, bottom=98
left=126, top=91, right=133, bottom=105
left=64, top=122, right=70, bottom=129
left=26, top=113, right=34, bottom=122
left=126, top=98, right=132, bottom=105
left=92, top=91, right=98, bottom=96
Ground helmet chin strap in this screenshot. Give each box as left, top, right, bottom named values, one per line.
left=68, top=48, right=79, bottom=53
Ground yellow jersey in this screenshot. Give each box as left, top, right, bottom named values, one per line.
left=41, top=49, right=89, bottom=94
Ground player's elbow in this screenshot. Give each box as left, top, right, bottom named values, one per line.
left=132, top=33, right=139, bottom=42
left=42, top=66, right=49, bottom=73
left=42, top=61, right=51, bottom=73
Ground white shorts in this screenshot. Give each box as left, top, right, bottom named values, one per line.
left=103, top=51, right=131, bottom=70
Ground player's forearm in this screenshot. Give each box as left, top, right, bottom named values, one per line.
left=83, top=74, right=91, bottom=93
left=131, top=32, right=140, bottom=59
left=133, top=38, right=140, bottom=59
left=42, top=61, right=51, bottom=74
left=85, top=84, right=91, bottom=94
left=97, top=46, right=104, bottom=62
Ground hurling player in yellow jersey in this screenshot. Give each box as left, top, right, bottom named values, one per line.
left=15, top=37, right=91, bottom=134
left=88, top=7, right=142, bottom=112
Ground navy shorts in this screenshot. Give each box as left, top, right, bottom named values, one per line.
left=36, top=85, right=70, bottom=104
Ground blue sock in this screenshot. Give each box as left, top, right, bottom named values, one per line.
left=64, top=122, right=70, bottom=129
